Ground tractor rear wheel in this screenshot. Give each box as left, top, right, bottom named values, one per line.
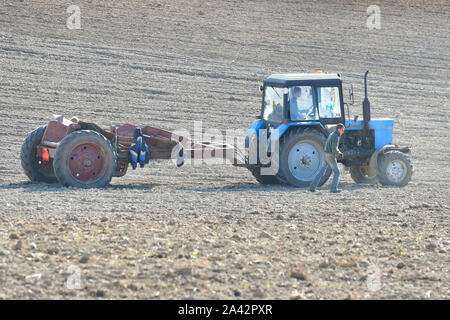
left=350, top=164, right=377, bottom=184
left=53, top=130, right=117, bottom=188
left=21, top=126, right=58, bottom=183
left=377, top=151, right=412, bottom=186
left=276, top=128, right=331, bottom=187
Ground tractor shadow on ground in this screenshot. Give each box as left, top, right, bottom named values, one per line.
left=1, top=181, right=403, bottom=193
left=108, top=182, right=156, bottom=190
left=0, top=181, right=156, bottom=191
left=176, top=181, right=394, bottom=193
left=177, top=183, right=292, bottom=193
left=0, top=181, right=64, bottom=192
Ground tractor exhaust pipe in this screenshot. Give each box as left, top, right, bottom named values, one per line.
left=363, top=70, right=371, bottom=130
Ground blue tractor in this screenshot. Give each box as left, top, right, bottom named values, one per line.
left=244, top=71, right=412, bottom=187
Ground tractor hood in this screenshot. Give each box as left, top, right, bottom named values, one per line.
left=345, top=118, right=394, bottom=149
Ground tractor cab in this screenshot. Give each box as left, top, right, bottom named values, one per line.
left=261, top=73, right=345, bottom=127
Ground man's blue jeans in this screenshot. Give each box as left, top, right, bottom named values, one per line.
left=310, top=153, right=340, bottom=191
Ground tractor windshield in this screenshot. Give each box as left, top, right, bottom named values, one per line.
left=263, top=86, right=284, bottom=122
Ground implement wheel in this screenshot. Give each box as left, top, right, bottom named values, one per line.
left=21, top=126, right=57, bottom=183
left=53, top=130, right=116, bottom=188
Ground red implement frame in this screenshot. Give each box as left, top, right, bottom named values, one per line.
left=36, top=116, right=245, bottom=178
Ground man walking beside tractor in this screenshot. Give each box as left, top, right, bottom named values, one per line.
left=309, top=123, right=345, bottom=193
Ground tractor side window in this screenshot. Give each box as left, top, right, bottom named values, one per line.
left=317, top=87, right=341, bottom=118
left=263, top=86, right=284, bottom=122
left=289, top=86, right=317, bottom=121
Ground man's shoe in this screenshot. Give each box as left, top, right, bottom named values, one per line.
left=309, top=187, right=316, bottom=192
left=330, top=189, right=342, bottom=193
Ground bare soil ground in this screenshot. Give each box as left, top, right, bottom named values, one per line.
left=0, top=0, right=449, bottom=299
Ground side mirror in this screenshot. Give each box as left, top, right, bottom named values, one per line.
left=259, top=85, right=264, bottom=92
left=349, top=84, right=354, bottom=105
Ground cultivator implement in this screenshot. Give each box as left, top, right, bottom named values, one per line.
left=22, top=115, right=245, bottom=188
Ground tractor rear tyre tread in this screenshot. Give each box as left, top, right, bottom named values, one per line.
left=21, top=126, right=58, bottom=183
left=53, top=130, right=117, bottom=188
left=377, top=151, right=412, bottom=186
left=249, top=166, right=280, bottom=185
left=276, top=128, right=331, bottom=187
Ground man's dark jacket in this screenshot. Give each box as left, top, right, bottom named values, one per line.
left=325, top=130, right=343, bottom=157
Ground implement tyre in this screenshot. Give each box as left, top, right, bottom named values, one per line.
left=21, top=126, right=57, bottom=183
left=53, top=130, right=116, bottom=188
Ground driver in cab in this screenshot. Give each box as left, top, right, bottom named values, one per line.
left=290, top=87, right=315, bottom=120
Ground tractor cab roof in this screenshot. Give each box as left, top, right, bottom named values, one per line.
left=264, top=73, right=342, bottom=86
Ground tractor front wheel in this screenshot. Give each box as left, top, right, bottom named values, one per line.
left=53, top=130, right=117, bottom=188
left=21, top=126, right=58, bottom=183
left=377, top=151, right=412, bottom=186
